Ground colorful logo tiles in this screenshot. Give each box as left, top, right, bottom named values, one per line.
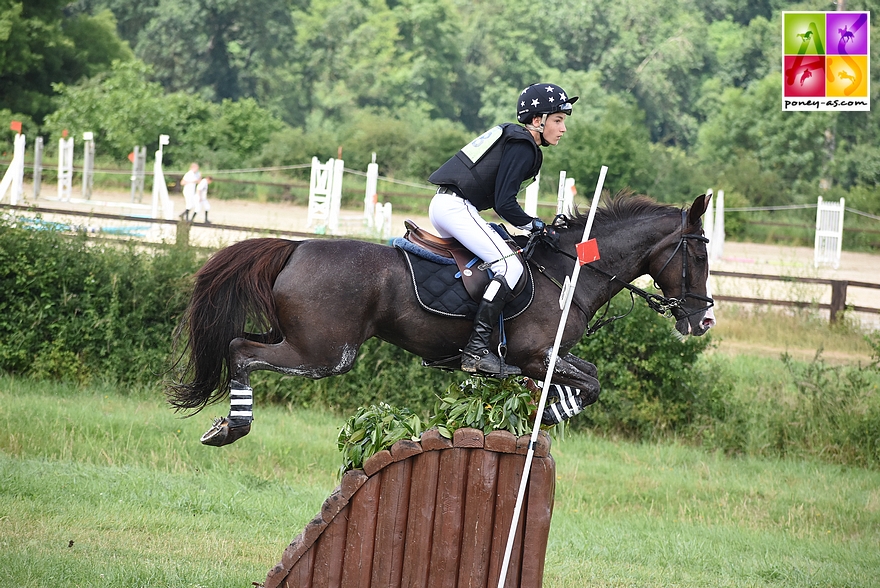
left=782, top=11, right=871, bottom=111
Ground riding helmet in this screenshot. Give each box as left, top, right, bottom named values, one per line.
left=516, top=83, right=579, bottom=124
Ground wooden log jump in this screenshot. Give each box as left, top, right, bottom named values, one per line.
left=265, top=428, right=555, bottom=588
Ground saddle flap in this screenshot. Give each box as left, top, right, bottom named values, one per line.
left=402, top=219, right=527, bottom=302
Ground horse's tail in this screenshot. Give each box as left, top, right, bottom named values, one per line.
left=166, top=238, right=300, bottom=414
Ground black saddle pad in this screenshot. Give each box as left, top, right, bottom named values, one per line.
left=396, top=246, right=534, bottom=320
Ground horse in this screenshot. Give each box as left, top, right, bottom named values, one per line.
left=167, top=192, right=716, bottom=445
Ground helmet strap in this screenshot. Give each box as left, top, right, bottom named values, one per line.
left=525, top=113, right=549, bottom=145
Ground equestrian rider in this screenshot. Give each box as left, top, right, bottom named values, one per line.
left=428, top=83, right=577, bottom=377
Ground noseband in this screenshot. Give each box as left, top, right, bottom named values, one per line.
left=527, top=209, right=715, bottom=333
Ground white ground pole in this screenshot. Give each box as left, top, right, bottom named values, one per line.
left=364, top=153, right=378, bottom=228
left=555, top=170, right=567, bottom=215
left=712, top=190, right=725, bottom=261
left=33, top=136, right=43, bottom=199
left=704, top=189, right=714, bottom=247
left=496, top=165, right=608, bottom=588
left=58, top=136, right=74, bottom=202
left=524, top=172, right=540, bottom=217
left=82, top=132, right=95, bottom=199
left=0, top=132, right=25, bottom=205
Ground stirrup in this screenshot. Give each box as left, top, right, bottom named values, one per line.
left=461, top=349, right=522, bottom=378
left=200, top=416, right=252, bottom=447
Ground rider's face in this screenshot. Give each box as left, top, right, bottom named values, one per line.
left=541, top=113, right=567, bottom=145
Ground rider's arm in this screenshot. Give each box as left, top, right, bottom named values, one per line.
left=493, top=140, right=539, bottom=230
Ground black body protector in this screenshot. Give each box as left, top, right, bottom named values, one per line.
left=429, top=123, right=542, bottom=217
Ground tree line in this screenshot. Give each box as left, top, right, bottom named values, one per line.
left=2, top=0, right=878, bottom=213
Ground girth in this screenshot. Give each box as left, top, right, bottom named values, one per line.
left=403, top=219, right=527, bottom=301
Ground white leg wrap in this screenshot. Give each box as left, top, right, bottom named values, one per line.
left=229, top=385, right=253, bottom=420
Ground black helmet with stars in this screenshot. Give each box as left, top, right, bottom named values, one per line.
left=516, top=83, right=578, bottom=124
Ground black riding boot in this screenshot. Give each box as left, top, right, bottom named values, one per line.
left=461, top=277, right=521, bottom=377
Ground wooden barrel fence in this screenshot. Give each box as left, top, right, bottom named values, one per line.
left=264, top=427, right=555, bottom=588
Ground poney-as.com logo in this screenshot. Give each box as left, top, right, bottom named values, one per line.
left=782, top=11, right=870, bottom=111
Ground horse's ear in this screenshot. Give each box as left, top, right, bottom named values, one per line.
left=687, top=193, right=711, bottom=228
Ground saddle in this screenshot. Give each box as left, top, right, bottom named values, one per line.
left=402, top=219, right=527, bottom=301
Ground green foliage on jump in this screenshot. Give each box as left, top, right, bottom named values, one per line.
left=335, top=378, right=542, bottom=474
left=431, top=378, right=537, bottom=439
left=336, top=402, right=424, bottom=475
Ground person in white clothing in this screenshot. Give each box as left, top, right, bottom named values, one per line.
left=194, top=176, right=212, bottom=223
left=180, top=162, right=201, bottom=221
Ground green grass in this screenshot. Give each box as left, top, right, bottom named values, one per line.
left=710, top=305, right=875, bottom=363
left=2, top=376, right=879, bottom=587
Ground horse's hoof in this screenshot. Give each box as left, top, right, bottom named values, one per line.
left=200, top=417, right=252, bottom=447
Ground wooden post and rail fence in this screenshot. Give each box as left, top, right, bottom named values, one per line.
left=711, top=270, right=880, bottom=323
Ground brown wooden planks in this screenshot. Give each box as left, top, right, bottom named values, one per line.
left=400, top=450, right=441, bottom=586
left=457, top=448, right=500, bottom=588
left=340, top=474, right=382, bottom=588
left=427, top=447, right=470, bottom=588
left=283, top=546, right=315, bottom=588
left=371, top=459, right=413, bottom=587
left=487, top=452, right=526, bottom=588
left=312, top=506, right=350, bottom=588
left=519, top=456, right=556, bottom=588
left=266, top=431, right=556, bottom=588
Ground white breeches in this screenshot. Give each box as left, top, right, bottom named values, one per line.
left=428, top=192, right=523, bottom=291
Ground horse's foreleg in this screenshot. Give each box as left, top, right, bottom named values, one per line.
left=520, top=352, right=601, bottom=426
left=200, top=336, right=360, bottom=447
left=549, top=353, right=600, bottom=406
left=560, top=352, right=598, bottom=379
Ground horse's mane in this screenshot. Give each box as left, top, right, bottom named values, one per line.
left=566, top=190, right=684, bottom=229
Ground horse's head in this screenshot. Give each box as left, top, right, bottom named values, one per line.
left=648, top=193, right=715, bottom=337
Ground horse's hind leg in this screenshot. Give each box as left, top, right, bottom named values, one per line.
left=200, top=337, right=359, bottom=447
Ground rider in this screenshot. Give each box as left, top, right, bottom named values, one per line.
left=428, top=82, right=577, bottom=377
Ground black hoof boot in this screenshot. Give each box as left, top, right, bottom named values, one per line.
left=200, top=417, right=252, bottom=447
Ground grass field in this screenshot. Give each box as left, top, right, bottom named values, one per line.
left=2, top=375, right=879, bottom=588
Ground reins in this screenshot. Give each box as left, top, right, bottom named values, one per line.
left=526, top=209, right=715, bottom=334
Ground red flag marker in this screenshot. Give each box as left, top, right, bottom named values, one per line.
left=10, top=120, right=21, bottom=133
left=128, top=151, right=135, bottom=163
left=576, top=238, right=600, bottom=264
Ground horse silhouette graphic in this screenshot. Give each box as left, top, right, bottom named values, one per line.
left=838, top=70, right=856, bottom=84
left=800, top=68, right=813, bottom=86
left=838, top=25, right=855, bottom=44
left=797, top=30, right=814, bottom=42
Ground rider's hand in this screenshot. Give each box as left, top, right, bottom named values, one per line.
left=530, top=218, right=559, bottom=248
left=543, top=225, right=560, bottom=248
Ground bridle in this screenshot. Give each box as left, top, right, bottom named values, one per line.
left=526, top=210, right=714, bottom=334
left=648, top=209, right=715, bottom=321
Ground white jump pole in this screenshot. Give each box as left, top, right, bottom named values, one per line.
left=555, top=170, right=567, bottom=215
left=364, top=152, right=378, bottom=228
left=496, top=165, right=608, bottom=588
left=524, top=172, right=540, bottom=217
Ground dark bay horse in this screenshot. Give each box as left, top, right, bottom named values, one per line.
left=168, top=193, right=715, bottom=444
